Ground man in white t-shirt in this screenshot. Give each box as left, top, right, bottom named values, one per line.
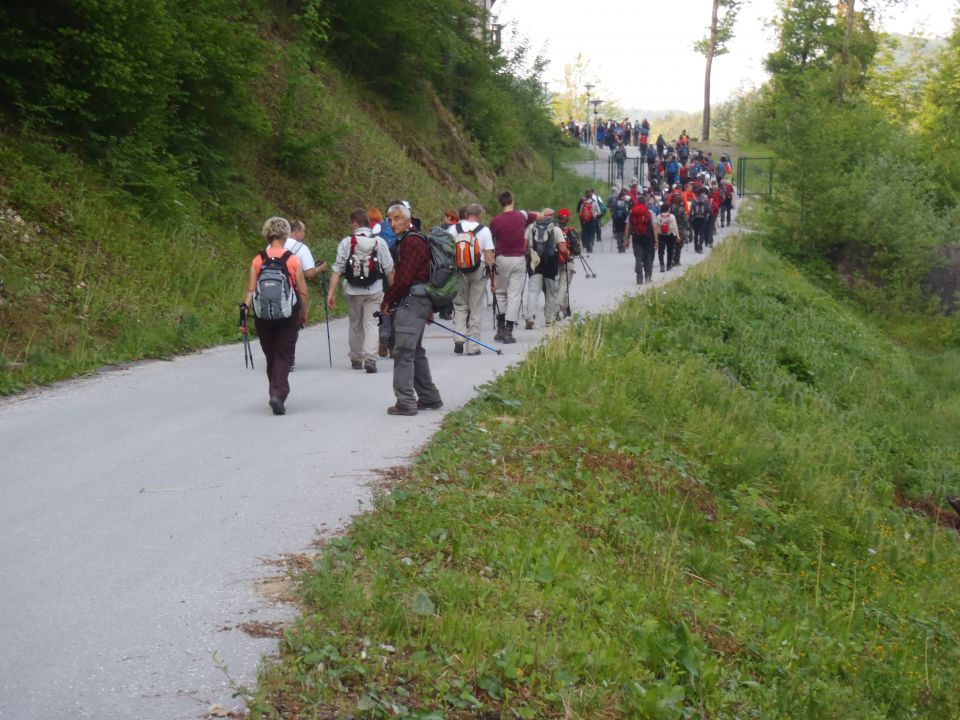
left=448, top=203, right=495, bottom=355
left=327, top=210, right=395, bottom=373
left=285, top=220, right=327, bottom=279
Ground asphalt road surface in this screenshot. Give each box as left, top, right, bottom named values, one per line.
left=0, top=208, right=736, bottom=718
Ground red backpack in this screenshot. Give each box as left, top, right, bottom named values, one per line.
left=660, top=217, right=671, bottom=235
left=579, top=200, right=594, bottom=222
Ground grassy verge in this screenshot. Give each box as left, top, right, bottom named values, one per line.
left=251, top=238, right=960, bottom=719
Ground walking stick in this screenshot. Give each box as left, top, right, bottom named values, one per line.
left=578, top=253, right=597, bottom=278
left=427, top=319, right=503, bottom=355
left=319, top=271, right=333, bottom=367
left=239, top=303, right=254, bottom=370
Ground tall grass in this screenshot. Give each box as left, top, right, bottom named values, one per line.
left=252, top=238, right=960, bottom=719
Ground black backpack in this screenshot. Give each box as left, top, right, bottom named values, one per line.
left=613, top=200, right=629, bottom=224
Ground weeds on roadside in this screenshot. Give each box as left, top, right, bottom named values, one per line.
left=252, top=239, right=960, bottom=719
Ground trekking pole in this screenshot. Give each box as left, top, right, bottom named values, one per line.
left=578, top=253, right=597, bottom=278
left=564, top=261, right=573, bottom=317
left=239, top=303, right=254, bottom=370
left=427, top=318, right=503, bottom=355
left=319, top=271, right=333, bottom=368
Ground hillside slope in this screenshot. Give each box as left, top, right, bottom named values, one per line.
left=0, top=56, right=580, bottom=394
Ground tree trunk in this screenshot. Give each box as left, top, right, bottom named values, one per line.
left=837, top=0, right=855, bottom=104
left=702, top=0, right=720, bottom=141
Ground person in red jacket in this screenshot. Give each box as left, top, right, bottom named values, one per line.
left=706, top=182, right=723, bottom=248
left=629, top=198, right=656, bottom=285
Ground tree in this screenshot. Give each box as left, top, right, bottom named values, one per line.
left=695, top=0, right=741, bottom=141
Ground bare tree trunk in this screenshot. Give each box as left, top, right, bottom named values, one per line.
left=702, top=0, right=719, bottom=140
left=837, top=0, right=856, bottom=104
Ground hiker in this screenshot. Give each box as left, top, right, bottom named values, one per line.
left=657, top=204, right=679, bottom=272
left=656, top=133, right=666, bottom=160
left=611, top=188, right=630, bottom=253
left=380, top=202, right=443, bottom=416
left=613, top=143, right=627, bottom=180
left=690, top=189, right=711, bottom=253
left=489, top=191, right=539, bottom=344
left=449, top=203, right=495, bottom=355
left=244, top=216, right=309, bottom=416
left=523, top=208, right=567, bottom=329
left=327, top=209, right=395, bottom=374
left=720, top=178, right=735, bottom=228
left=670, top=190, right=688, bottom=267
left=576, top=189, right=601, bottom=254
left=271, top=220, right=324, bottom=371
left=629, top=194, right=656, bottom=285
left=555, top=208, right=579, bottom=319
left=376, top=200, right=407, bottom=358
left=707, top=182, right=723, bottom=248
left=690, top=188, right=710, bottom=253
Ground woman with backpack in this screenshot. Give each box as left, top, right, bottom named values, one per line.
left=244, top=216, right=309, bottom=416
left=657, top=204, right=679, bottom=273
left=628, top=196, right=656, bottom=285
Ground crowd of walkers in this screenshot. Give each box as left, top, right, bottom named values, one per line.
left=240, top=162, right=735, bottom=417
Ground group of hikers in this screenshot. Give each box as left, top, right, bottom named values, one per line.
left=592, top=160, right=736, bottom=285
left=241, top=167, right=736, bottom=417
left=561, top=117, right=691, bottom=158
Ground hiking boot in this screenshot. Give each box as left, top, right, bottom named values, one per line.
left=502, top=321, right=517, bottom=344
left=269, top=396, right=286, bottom=416
left=378, top=337, right=389, bottom=358
left=660, top=263, right=665, bottom=272
left=525, top=319, right=534, bottom=330
left=364, top=360, right=377, bottom=374
left=494, top=314, right=506, bottom=342
left=351, top=359, right=363, bottom=370
left=454, top=341, right=464, bottom=354
left=466, top=348, right=481, bottom=356
left=387, top=404, right=418, bottom=416
left=416, top=398, right=444, bottom=410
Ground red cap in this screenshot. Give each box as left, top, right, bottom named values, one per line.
left=557, top=208, right=571, bottom=218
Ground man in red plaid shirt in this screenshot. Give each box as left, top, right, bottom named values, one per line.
left=380, top=203, right=443, bottom=416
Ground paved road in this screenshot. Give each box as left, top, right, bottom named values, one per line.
left=0, top=208, right=736, bottom=718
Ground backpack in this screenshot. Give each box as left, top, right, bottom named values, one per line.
left=597, top=197, right=607, bottom=218
left=631, top=209, right=650, bottom=237
left=415, top=226, right=459, bottom=310
left=253, top=250, right=296, bottom=320
left=613, top=200, right=629, bottom=224
left=579, top=199, right=594, bottom=223
left=563, top=227, right=582, bottom=256
left=693, top=198, right=710, bottom=220
left=453, top=222, right=485, bottom=273
left=660, top=217, right=672, bottom=236
left=344, top=234, right=383, bottom=287
left=532, top=221, right=558, bottom=262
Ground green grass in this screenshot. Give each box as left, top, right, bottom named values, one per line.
left=250, top=238, right=960, bottom=719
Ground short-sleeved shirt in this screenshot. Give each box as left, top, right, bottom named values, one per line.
left=446, top=220, right=494, bottom=253
left=331, top=227, right=394, bottom=296
left=282, top=238, right=316, bottom=272
left=252, top=245, right=302, bottom=285
left=489, top=209, right=536, bottom=257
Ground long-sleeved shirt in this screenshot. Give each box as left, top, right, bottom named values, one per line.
left=381, top=230, right=429, bottom=308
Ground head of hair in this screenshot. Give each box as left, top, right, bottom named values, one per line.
left=261, top=216, right=291, bottom=241
left=464, top=202, right=483, bottom=218
left=350, top=209, right=370, bottom=227
left=368, top=207, right=383, bottom=224
left=443, top=209, right=458, bottom=225
left=661, top=203, right=670, bottom=213
left=289, top=219, right=305, bottom=234
left=387, top=202, right=411, bottom=220
left=498, top=190, right=514, bottom=207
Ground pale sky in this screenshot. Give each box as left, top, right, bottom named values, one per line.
left=493, top=0, right=958, bottom=113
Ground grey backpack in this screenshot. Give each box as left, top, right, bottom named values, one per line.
left=253, top=250, right=296, bottom=320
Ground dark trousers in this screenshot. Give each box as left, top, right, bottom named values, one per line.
left=706, top=214, right=718, bottom=247
left=632, top=234, right=656, bottom=282
left=721, top=202, right=732, bottom=226
left=254, top=315, right=299, bottom=401
left=658, top=235, right=676, bottom=269
left=692, top=218, right=706, bottom=251
left=392, top=295, right=441, bottom=410
left=613, top=222, right=627, bottom=251
left=580, top=219, right=600, bottom=252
